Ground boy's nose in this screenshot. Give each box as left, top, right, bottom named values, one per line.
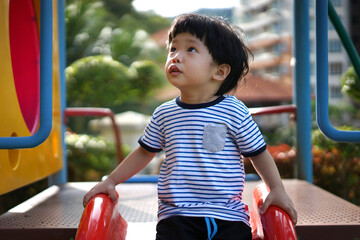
left=171, top=52, right=182, bottom=63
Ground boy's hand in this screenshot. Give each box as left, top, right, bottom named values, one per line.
left=83, top=178, right=118, bottom=207
left=260, top=187, right=298, bottom=224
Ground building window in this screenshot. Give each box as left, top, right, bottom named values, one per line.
left=329, top=40, right=342, bottom=52
left=329, top=62, right=343, bottom=74
left=330, top=0, right=342, bottom=7
left=330, top=85, right=342, bottom=99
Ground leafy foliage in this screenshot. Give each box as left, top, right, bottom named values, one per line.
left=312, top=127, right=360, bottom=205
left=66, top=55, right=166, bottom=112
left=244, top=144, right=296, bottom=179
left=66, top=55, right=130, bottom=108
left=66, top=132, right=131, bottom=181
left=65, top=0, right=109, bottom=65
left=128, top=60, right=165, bottom=100
left=102, top=0, right=135, bottom=19
left=245, top=126, right=360, bottom=205
left=65, top=0, right=170, bottom=66
left=341, top=65, right=360, bottom=103
left=117, top=11, right=171, bottom=34
left=109, top=28, right=166, bottom=66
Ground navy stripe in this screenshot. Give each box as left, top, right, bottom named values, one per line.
left=242, top=144, right=267, bottom=157
left=176, top=95, right=225, bottom=109
left=138, top=139, right=161, bottom=153
left=139, top=95, right=265, bottom=222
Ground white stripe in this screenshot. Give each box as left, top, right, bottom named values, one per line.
left=139, top=95, right=265, bottom=223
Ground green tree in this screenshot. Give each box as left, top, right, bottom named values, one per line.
left=65, top=0, right=170, bottom=66
left=65, top=0, right=109, bottom=65
left=117, top=11, right=171, bottom=34
left=66, top=55, right=166, bottom=112
left=65, top=0, right=170, bottom=132
left=66, top=55, right=130, bottom=109
left=102, top=0, right=135, bottom=19
left=128, top=60, right=165, bottom=100
left=110, top=28, right=166, bottom=66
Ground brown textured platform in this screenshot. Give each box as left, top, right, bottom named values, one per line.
left=244, top=180, right=360, bottom=239
left=0, top=180, right=359, bottom=240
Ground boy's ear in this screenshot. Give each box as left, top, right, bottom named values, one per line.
left=213, top=64, right=231, bottom=81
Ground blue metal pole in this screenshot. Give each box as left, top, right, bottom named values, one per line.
left=49, top=0, right=68, bottom=185
left=293, top=0, right=313, bottom=182
left=315, top=0, right=360, bottom=142
left=0, top=0, right=53, bottom=149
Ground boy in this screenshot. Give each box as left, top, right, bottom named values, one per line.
left=83, top=14, right=297, bottom=240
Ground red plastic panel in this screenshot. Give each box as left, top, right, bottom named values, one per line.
left=9, top=0, right=40, bottom=134
left=250, top=183, right=297, bottom=240
left=76, top=193, right=128, bottom=240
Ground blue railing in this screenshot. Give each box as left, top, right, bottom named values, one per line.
left=293, top=0, right=312, bottom=182
left=315, top=0, right=360, bottom=142
left=0, top=0, right=53, bottom=149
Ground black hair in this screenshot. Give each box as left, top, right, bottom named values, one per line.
left=167, top=13, right=252, bottom=96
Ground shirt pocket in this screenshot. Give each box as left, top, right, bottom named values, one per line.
left=202, top=123, right=227, bottom=152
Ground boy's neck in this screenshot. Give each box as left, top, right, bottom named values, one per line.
left=179, top=92, right=220, bottom=105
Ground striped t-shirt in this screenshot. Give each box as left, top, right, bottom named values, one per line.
left=138, top=95, right=266, bottom=224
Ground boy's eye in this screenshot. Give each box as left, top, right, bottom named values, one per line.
left=188, top=47, right=196, bottom=52
left=170, top=47, right=176, bottom=52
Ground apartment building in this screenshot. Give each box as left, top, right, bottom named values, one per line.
left=234, top=0, right=354, bottom=104
left=309, top=0, right=351, bottom=103
left=233, top=0, right=293, bottom=107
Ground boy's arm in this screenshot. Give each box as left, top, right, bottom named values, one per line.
left=83, top=146, right=157, bottom=206
left=249, top=149, right=298, bottom=224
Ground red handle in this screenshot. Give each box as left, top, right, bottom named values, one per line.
left=75, top=193, right=127, bottom=240
left=250, top=183, right=297, bottom=240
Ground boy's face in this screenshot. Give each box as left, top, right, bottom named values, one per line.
left=165, top=32, right=221, bottom=95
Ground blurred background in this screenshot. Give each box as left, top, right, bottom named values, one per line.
left=1, top=0, right=360, bottom=214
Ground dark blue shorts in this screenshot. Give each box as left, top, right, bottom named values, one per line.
left=156, top=216, right=251, bottom=240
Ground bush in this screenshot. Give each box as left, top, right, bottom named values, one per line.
left=245, top=127, right=360, bottom=205
left=66, top=55, right=166, bottom=112
left=244, top=144, right=296, bottom=179
left=66, top=131, right=130, bottom=181
left=66, top=55, right=131, bottom=109
left=312, top=127, right=360, bottom=205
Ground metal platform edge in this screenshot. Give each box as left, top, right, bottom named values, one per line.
left=1, top=180, right=360, bottom=240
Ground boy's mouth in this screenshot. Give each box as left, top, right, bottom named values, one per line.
left=169, top=65, right=182, bottom=74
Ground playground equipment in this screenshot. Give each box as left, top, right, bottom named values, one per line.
left=250, top=183, right=297, bottom=240
left=76, top=193, right=128, bottom=240
left=0, top=0, right=63, bottom=194
left=0, top=0, right=360, bottom=239
left=75, top=181, right=297, bottom=240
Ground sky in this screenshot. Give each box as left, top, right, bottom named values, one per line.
left=132, top=0, right=240, bottom=17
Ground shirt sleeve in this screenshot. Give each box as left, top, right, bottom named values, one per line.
left=138, top=114, right=164, bottom=153
left=236, top=110, right=266, bottom=157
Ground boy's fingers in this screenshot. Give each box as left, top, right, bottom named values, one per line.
left=260, top=199, right=270, bottom=214
left=282, top=202, right=297, bottom=225
left=260, top=193, right=273, bottom=214
left=105, top=184, right=118, bottom=202
left=82, top=187, right=99, bottom=207
left=83, top=193, right=92, bottom=207
left=108, top=189, right=118, bottom=202
left=289, top=207, right=298, bottom=225
left=261, top=200, right=298, bottom=225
